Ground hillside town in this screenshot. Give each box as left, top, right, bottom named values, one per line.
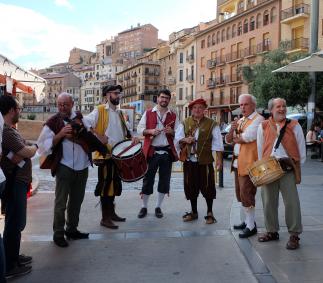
left=14, top=0, right=322, bottom=124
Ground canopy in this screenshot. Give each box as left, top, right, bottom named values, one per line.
left=0, top=54, right=46, bottom=101
left=273, top=50, right=323, bottom=73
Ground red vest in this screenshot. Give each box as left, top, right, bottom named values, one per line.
left=142, top=109, right=178, bottom=161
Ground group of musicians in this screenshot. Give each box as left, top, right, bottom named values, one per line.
left=2, top=85, right=306, bottom=259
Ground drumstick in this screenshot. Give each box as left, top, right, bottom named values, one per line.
left=116, top=142, right=137, bottom=157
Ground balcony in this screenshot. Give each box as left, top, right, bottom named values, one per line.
left=281, top=3, right=310, bottom=24
left=143, top=90, right=159, bottom=95
left=216, top=56, right=226, bottom=66
left=226, top=50, right=244, bottom=63
left=244, top=45, right=257, bottom=57
left=256, top=41, right=271, bottom=53
left=145, top=71, right=160, bottom=76
left=207, top=79, right=216, bottom=89
left=282, top=37, right=309, bottom=52
left=186, top=54, right=194, bottom=63
left=228, top=74, right=242, bottom=85
left=145, top=79, right=159, bottom=85
left=186, top=74, right=194, bottom=83
left=207, top=59, right=217, bottom=69
left=168, top=77, right=176, bottom=85
left=216, top=76, right=226, bottom=86
left=124, top=75, right=130, bottom=80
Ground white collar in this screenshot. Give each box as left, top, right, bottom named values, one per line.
left=246, top=111, right=257, bottom=120
left=152, top=105, right=171, bottom=114
left=105, top=102, right=118, bottom=112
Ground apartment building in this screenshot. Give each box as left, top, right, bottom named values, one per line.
left=42, top=72, right=81, bottom=109
left=176, top=36, right=197, bottom=120
left=117, top=62, right=160, bottom=115
left=280, top=0, right=323, bottom=53
left=80, top=79, right=102, bottom=112
left=117, top=24, right=158, bottom=59
left=159, top=51, right=177, bottom=107
left=196, top=0, right=281, bottom=122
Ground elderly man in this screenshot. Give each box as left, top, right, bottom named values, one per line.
left=225, top=94, right=264, bottom=238
left=257, top=98, right=305, bottom=250
left=37, top=93, right=90, bottom=247
left=84, top=85, right=137, bottom=229
left=175, top=98, right=223, bottom=224
left=137, top=89, right=179, bottom=219
left=0, top=95, right=36, bottom=278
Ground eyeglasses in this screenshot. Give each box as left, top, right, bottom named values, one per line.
left=58, top=103, right=72, bottom=108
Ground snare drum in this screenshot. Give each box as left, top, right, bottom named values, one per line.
left=112, top=140, right=147, bottom=182
left=248, top=156, right=285, bottom=187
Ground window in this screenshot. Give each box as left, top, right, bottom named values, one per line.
left=221, top=29, right=225, bottom=42
left=250, top=16, right=255, bottom=31
left=179, top=88, right=183, bottom=100
left=207, top=35, right=211, bottom=47
left=179, top=70, right=183, bottom=81
left=232, top=24, right=236, bottom=38
left=226, top=27, right=231, bottom=40
left=216, top=31, right=220, bottom=44
left=201, top=56, right=205, bottom=68
left=212, top=33, right=216, bottom=45
left=270, top=7, right=277, bottom=23
left=200, top=75, right=205, bottom=85
left=179, top=53, right=184, bottom=63
left=243, top=19, right=248, bottom=33
left=256, top=13, right=262, bottom=29
left=263, top=10, right=269, bottom=26
left=238, top=1, right=244, bottom=11
left=210, top=92, right=214, bottom=106
left=237, top=22, right=242, bottom=36
left=201, top=40, right=205, bottom=48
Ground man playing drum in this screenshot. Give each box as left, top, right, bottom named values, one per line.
left=225, top=94, right=264, bottom=238
left=175, top=98, right=223, bottom=224
left=84, top=85, right=138, bottom=229
left=137, top=89, right=179, bottom=219
left=257, top=98, right=305, bottom=249
left=37, top=93, right=90, bottom=247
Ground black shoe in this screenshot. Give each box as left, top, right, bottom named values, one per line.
left=65, top=230, right=89, bottom=240
left=138, top=207, right=147, bottom=218
left=53, top=235, right=69, bottom=247
left=6, top=265, right=32, bottom=279
left=233, top=222, right=246, bottom=230
left=155, top=207, right=163, bottom=218
left=18, top=254, right=32, bottom=266
left=239, top=226, right=257, bottom=238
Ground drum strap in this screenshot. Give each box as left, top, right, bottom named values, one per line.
left=270, top=119, right=291, bottom=152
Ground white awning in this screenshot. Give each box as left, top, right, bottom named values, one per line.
left=0, top=54, right=46, bottom=101
left=273, top=50, right=323, bottom=73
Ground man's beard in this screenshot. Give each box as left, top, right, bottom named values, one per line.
left=110, top=97, right=120, bottom=105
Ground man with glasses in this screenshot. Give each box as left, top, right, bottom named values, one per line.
left=137, top=89, right=179, bottom=219
left=37, top=93, right=90, bottom=247
left=0, top=95, right=36, bottom=278
left=84, top=85, right=137, bottom=229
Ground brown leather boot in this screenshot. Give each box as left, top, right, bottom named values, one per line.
left=100, top=203, right=118, bottom=229
left=111, top=204, right=126, bottom=222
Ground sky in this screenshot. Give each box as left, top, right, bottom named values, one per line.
left=0, top=0, right=218, bottom=70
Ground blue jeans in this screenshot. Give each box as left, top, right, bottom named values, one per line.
left=3, top=180, right=28, bottom=271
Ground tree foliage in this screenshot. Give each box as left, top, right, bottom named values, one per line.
left=242, top=48, right=311, bottom=109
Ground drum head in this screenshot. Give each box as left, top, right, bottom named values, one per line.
left=112, top=140, right=142, bottom=158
